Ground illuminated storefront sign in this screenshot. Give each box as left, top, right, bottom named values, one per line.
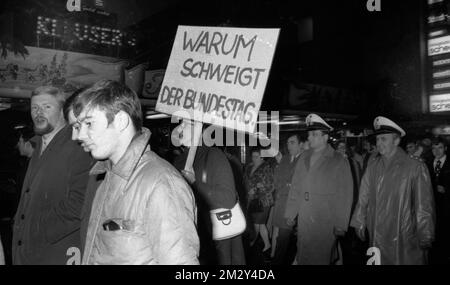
left=66, top=0, right=81, bottom=12
left=426, top=1, right=450, bottom=112
left=428, top=35, right=450, bottom=56
left=430, top=93, right=450, bottom=112
left=433, top=69, right=450, bottom=78
left=36, top=16, right=136, bottom=47
left=433, top=58, right=450, bottom=66
left=428, top=0, right=444, bottom=5
left=66, top=0, right=105, bottom=12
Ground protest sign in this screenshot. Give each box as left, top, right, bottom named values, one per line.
left=156, top=25, right=279, bottom=133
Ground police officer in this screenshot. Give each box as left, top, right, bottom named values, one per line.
left=351, top=116, right=435, bottom=265
left=285, top=114, right=353, bottom=265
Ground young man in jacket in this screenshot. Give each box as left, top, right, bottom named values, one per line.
left=72, top=80, right=199, bottom=265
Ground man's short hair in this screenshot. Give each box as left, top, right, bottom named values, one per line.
left=63, top=88, right=86, bottom=122
left=31, top=86, right=66, bottom=107
left=288, top=133, right=307, bottom=144
left=73, top=80, right=143, bottom=131
left=250, top=146, right=263, bottom=155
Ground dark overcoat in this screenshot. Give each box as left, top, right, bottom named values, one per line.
left=13, top=126, right=93, bottom=264
left=285, top=145, right=353, bottom=265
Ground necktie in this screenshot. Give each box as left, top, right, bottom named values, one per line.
left=435, top=159, right=442, bottom=177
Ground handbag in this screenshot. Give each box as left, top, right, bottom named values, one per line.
left=201, top=148, right=247, bottom=241
left=210, top=202, right=247, bottom=240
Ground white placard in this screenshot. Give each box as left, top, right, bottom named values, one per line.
left=155, top=25, right=279, bottom=133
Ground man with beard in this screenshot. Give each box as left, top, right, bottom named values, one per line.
left=12, top=86, right=93, bottom=264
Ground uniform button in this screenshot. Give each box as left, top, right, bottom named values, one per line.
left=25, top=188, right=30, bottom=193
left=21, top=214, right=25, bottom=220
left=18, top=240, right=22, bottom=246
left=304, top=192, right=310, bottom=201
left=287, top=183, right=291, bottom=187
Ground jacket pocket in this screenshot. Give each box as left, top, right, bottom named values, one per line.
left=95, top=228, right=154, bottom=265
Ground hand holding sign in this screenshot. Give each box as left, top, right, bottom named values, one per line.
left=173, top=119, right=204, bottom=177
left=181, top=169, right=196, bottom=184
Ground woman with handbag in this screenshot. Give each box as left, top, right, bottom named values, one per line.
left=244, top=148, right=275, bottom=254
left=173, top=121, right=246, bottom=265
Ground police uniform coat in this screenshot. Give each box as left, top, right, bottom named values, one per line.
left=285, top=144, right=353, bottom=264
left=351, top=147, right=435, bottom=265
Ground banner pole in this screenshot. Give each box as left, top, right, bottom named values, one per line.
left=184, top=120, right=203, bottom=172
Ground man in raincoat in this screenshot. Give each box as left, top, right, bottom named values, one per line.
left=285, top=114, right=353, bottom=265
left=351, top=116, right=435, bottom=265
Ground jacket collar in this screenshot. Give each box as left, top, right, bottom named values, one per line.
left=305, top=143, right=335, bottom=158
left=304, top=144, right=334, bottom=171
left=89, top=128, right=152, bottom=180
left=36, top=124, right=70, bottom=155
left=25, top=125, right=71, bottom=188
left=323, top=144, right=335, bottom=157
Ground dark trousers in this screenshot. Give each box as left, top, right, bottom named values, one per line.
left=272, top=227, right=295, bottom=265
left=215, top=235, right=246, bottom=265
left=341, top=228, right=368, bottom=265
left=431, top=199, right=450, bottom=264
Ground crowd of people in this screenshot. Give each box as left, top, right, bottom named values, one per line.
left=0, top=79, right=448, bottom=265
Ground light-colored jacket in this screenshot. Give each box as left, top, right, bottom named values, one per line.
left=82, top=128, right=199, bottom=265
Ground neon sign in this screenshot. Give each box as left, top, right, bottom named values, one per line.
left=36, top=16, right=136, bottom=47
